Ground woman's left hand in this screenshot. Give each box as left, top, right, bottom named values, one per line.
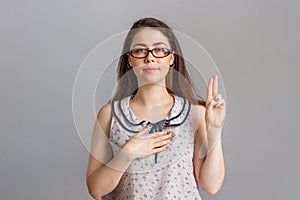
left=205, top=75, right=226, bottom=128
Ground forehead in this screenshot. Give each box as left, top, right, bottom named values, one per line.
left=130, top=28, right=170, bottom=48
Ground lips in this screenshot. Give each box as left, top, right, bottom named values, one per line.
left=143, top=67, right=160, bottom=72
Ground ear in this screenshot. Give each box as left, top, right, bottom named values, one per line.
left=127, top=53, right=132, bottom=66
left=170, top=53, right=175, bottom=66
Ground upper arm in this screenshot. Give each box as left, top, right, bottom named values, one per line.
left=192, top=104, right=207, bottom=184
left=86, top=102, right=113, bottom=180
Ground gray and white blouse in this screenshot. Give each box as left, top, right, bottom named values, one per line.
left=102, top=95, right=202, bottom=200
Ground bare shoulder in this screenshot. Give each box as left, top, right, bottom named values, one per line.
left=192, top=103, right=206, bottom=118
left=191, top=103, right=206, bottom=132
left=97, top=102, right=112, bottom=120
left=96, top=102, right=112, bottom=138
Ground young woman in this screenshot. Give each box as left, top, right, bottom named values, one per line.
left=86, top=17, right=226, bottom=199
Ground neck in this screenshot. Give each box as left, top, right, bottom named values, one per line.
left=132, top=84, right=173, bottom=107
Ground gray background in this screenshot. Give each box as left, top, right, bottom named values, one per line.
left=1, top=0, right=299, bottom=199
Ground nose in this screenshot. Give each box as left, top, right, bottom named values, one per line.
left=144, top=51, right=155, bottom=63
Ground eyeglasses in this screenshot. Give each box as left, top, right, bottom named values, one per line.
left=128, top=48, right=173, bottom=59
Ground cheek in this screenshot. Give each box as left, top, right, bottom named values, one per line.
left=158, top=59, right=171, bottom=73
left=158, top=57, right=172, bottom=66
left=162, top=66, right=170, bottom=74
left=129, top=58, right=143, bottom=67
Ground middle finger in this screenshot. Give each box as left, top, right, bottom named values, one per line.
left=213, top=75, right=218, bottom=97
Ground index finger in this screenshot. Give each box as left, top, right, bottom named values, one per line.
left=206, top=76, right=213, bottom=102
left=152, top=130, right=169, bottom=138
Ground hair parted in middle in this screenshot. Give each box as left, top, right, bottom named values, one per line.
left=112, top=17, right=205, bottom=106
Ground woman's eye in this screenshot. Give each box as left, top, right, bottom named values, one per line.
left=155, top=48, right=163, bottom=52
left=134, top=49, right=145, bottom=53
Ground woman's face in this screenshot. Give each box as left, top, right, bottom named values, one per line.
left=128, top=28, right=174, bottom=86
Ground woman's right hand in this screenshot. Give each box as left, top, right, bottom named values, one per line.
left=122, top=127, right=174, bottom=161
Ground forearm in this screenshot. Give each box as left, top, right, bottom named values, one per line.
left=87, top=150, right=133, bottom=199
left=199, top=126, right=225, bottom=194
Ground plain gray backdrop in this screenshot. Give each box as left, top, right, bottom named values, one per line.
left=1, top=0, right=299, bottom=199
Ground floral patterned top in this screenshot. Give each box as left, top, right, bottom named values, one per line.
left=102, top=95, right=202, bottom=200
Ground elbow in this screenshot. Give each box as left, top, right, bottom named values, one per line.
left=86, top=177, right=103, bottom=200
left=199, top=180, right=223, bottom=195
left=197, top=173, right=225, bottom=195
left=204, top=186, right=221, bottom=195
left=86, top=174, right=116, bottom=200
left=89, top=192, right=101, bottom=200
left=87, top=186, right=102, bottom=200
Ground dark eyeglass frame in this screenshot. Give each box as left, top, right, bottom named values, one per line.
left=127, top=48, right=174, bottom=59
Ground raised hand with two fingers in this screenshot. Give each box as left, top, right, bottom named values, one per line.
left=205, top=75, right=226, bottom=129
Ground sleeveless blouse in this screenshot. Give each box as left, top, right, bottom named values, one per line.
left=102, top=95, right=202, bottom=200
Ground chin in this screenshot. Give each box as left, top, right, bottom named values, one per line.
left=138, top=78, right=165, bottom=87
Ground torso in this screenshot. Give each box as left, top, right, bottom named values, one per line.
left=102, top=94, right=203, bottom=200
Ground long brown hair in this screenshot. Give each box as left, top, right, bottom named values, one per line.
left=112, top=17, right=205, bottom=106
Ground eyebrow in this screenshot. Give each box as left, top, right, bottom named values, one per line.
left=133, top=42, right=168, bottom=48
